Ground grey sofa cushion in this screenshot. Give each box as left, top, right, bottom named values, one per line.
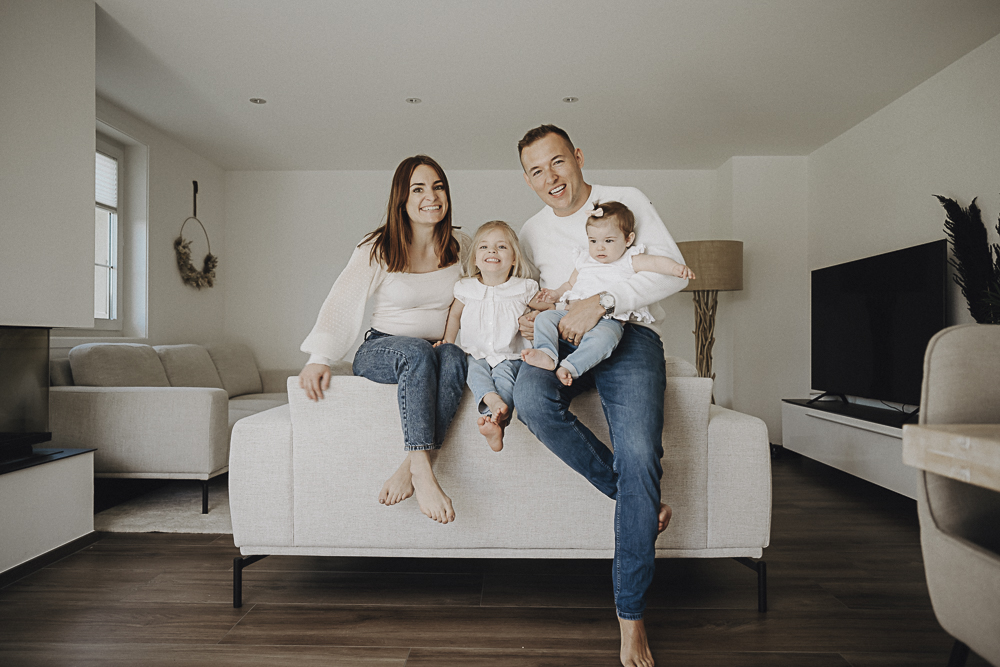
left=154, top=344, right=225, bottom=389
left=205, top=342, right=262, bottom=397
left=69, top=343, right=169, bottom=387
left=50, top=358, right=74, bottom=387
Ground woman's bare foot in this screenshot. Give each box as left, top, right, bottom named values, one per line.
left=555, top=366, right=573, bottom=386
left=408, top=451, right=455, bottom=524
left=478, top=415, right=506, bottom=452
left=521, top=348, right=556, bottom=370
left=619, top=617, right=655, bottom=667
left=658, top=503, right=672, bottom=534
left=378, top=458, right=414, bottom=505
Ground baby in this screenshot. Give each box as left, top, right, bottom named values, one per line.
left=522, top=200, right=694, bottom=386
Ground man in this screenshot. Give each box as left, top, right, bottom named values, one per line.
left=513, top=125, right=687, bottom=667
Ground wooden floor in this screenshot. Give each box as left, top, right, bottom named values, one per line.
left=0, top=451, right=991, bottom=667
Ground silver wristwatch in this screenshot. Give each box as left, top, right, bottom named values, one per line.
left=598, top=291, right=615, bottom=318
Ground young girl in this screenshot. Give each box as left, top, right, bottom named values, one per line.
left=522, top=201, right=695, bottom=386
left=437, top=221, right=547, bottom=452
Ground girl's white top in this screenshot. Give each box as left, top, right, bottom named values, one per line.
left=561, top=244, right=654, bottom=324
left=301, top=235, right=467, bottom=365
left=454, top=276, right=539, bottom=367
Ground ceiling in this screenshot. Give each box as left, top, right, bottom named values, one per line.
left=95, top=0, right=1000, bottom=171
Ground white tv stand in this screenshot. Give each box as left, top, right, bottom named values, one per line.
left=781, top=399, right=918, bottom=499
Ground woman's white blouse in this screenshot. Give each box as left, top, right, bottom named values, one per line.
left=454, top=276, right=539, bottom=367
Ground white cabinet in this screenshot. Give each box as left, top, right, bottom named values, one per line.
left=781, top=401, right=917, bottom=499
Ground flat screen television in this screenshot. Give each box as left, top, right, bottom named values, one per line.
left=811, top=239, right=948, bottom=407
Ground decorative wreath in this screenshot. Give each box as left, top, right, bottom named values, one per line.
left=174, top=216, right=218, bottom=289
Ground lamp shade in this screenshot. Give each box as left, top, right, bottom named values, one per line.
left=677, top=240, right=743, bottom=292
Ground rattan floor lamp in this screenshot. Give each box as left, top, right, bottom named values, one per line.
left=676, top=240, right=744, bottom=381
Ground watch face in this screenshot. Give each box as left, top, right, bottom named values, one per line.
left=600, top=294, right=614, bottom=308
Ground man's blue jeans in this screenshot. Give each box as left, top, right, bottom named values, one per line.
left=352, top=330, right=467, bottom=451
left=513, top=323, right=665, bottom=620
left=533, top=309, right=624, bottom=378
left=466, top=356, right=521, bottom=420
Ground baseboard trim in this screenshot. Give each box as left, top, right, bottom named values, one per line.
left=0, top=531, right=100, bottom=589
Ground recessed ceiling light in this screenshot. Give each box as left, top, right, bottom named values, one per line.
left=406, top=98, right=422, bottom=104
left=562, top=97, right=579, bottom=103
left=249, top=98, right=266, bottom=104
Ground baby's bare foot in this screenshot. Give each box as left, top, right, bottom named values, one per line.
left=658, top=503, right=672, bottom=534
left=556, top=366, right=573, bottom=386
left=521, top=348, right=556, bottom=370
left=478, top=415, right=505, bottom=452
left=409, top=452, right=455, bottom=524
left=378, top=459, right=414, bottom=506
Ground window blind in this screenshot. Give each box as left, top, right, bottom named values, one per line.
left=96, top=151, right=118, bottom=209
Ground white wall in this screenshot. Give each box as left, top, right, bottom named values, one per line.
left=0, top=0, right=95, bottom=328
left=224, top=169, right=712, bottom=370
left=51, top=98, right=228, bottom=351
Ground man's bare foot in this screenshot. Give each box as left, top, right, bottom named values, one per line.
left=555, top=366, right=573, bottom=386
left=378, top=458, right=414, bottom=505
left=657, top=503, right=672, bottom=534
left=408, top=451, right=455, bottom=524
left=477, top=415, right=506, bottom=452
left=521, top=348, right=556, bottom=370
left=619, top=617, right=654, bottom=667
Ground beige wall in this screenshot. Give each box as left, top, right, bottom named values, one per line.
left=223, top=168, right=713, bottom=370
left=0, top=0, right=95, bottom=328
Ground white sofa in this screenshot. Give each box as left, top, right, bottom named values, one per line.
left=229, top=357, right=772, bottom=608
left=49, top=342, right=296, bottom=513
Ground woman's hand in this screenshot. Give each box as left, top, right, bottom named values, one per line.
left=299, top=363, right=331, bottom=401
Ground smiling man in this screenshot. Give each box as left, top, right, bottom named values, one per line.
left=513, top=125, right=688, bottom=667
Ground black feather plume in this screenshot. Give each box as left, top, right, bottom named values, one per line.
left=937, top=195, right=1000, bottom=323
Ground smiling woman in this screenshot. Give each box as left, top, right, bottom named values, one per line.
left=297, top=155, right=469, bottom=526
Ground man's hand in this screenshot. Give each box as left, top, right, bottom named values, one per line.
left=299, top=363, right=331, bottom=401
left=558, top=294, right=605, bottom=345
left=518, top=310, right=540, bottom=341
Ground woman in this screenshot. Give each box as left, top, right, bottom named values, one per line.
left=298, top=155, right=467, bottom=524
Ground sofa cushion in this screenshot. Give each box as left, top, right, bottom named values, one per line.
left=69, top=343, right=170, bottom=387
left=153, top=344, right=225, bottom=389
left=49, top=358, right=74, bottom=387
left=205, top=343, right=262, bottom=397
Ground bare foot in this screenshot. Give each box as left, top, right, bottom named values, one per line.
left=378, top=458, right=414, bottom=506
left=478, top=415, right=506, bottom=452
left=482, top=393, right=509, bottom=424
left=657, top=503, right=672, bottom=535
left=619, top=617, right=654, bottom=667
left=521, top=348, right=556, bottom=370
left=555, top=366, right=573, bottom=386
left=408, top=451, right=455, bottom=524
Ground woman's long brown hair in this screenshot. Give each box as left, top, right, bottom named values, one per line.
left=361, top=155, right=460, bottom=272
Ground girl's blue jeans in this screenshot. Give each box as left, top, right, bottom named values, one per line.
left=352, top=330, right=467, bottom=451
left=466, top=356, right=521, bottom=420
left=513, top=323, right=665, bottom=620
left=532, top=309, right=624, bottom=378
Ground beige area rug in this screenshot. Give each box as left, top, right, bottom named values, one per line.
left=94, top=476, right=233, bottom=534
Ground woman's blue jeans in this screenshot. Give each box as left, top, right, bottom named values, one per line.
left=513, top=323, right=665, bottom=620
left=352, top=330, right=467, bottom=451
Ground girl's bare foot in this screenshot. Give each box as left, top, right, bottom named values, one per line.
left=658, top=503, right=672, bottom=534
left=378, top=458, right=414, bottom=505
left=482, top=392, right=509, bottom=424
left=619, top=617, right=655, bottom=667
left=555, top=366, right=573, bottom=386
left=408, top=451, right=455, bottom=524
left=478, top=415, right=506, bottom=452
left=521, top=348, right=556, bottom=370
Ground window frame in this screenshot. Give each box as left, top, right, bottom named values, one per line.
left=92, top=136, right=125, bottom=331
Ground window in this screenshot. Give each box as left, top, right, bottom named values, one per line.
left=94, top=149, right=118, bottom=321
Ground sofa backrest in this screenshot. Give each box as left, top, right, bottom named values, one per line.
left=204, top=342, right=262, bottom=397
left=68, top=342, right=170, bottom=387
left=154, top=344, right=225, bottom=389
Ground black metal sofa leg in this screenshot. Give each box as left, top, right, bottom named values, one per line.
left=201, top=480, right=209, bottom=514
left=946, top=640, right=969, bottom=667
left=733, top=557, right=768, bottom=612
left=233, top=554, right=269, bottom=608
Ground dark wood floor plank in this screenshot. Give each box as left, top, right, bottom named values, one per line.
left=124, top=570, right=484, bottom=606
left=0, top=642, right=408, bottom=666
left=406, top=647, right=853, bottom=667
left=47, top=542, right=240, bottom=572
left=842, top=650, right=993, bottom=666
left=0, top=567, right=158, bottom=603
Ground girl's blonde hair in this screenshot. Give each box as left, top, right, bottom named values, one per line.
left=466, top=220, right=532, bottom=280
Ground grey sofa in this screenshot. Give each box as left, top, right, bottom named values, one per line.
left=228, top=357, right=773, bottom=608
left=49, top=342, right=296, bottom=513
